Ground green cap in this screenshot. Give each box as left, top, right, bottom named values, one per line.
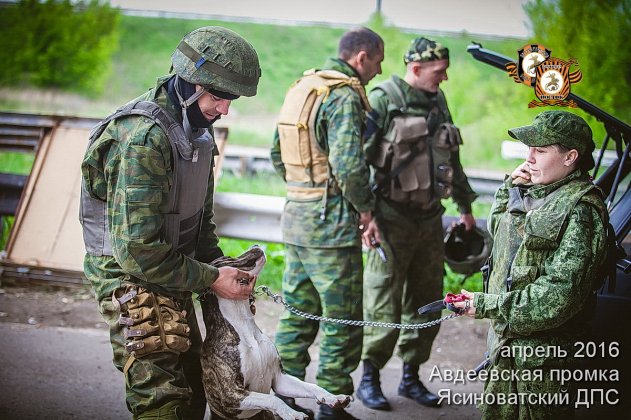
left=508, top=110, right=595, bottom=169
left=404, top=37, right=449, bottom=64
left=171, top=26, right=261, bottom=97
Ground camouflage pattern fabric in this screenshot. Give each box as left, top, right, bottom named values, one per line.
left=171, top=26, right=261, bottom=97
left=82, top=75, right=222, bottom=418
left=508, top=110, right=596, bottom=170
left=508, top=110, right=594, bottom=157
left=403, top=37, right=449, bottom=64
left=364, top=75, right=477, bottom=215
left=82, top=75, right=221, bottom=303
left=361, top=75, right=476, bottom=367
left=474, top=170, right=608, bottom=418
left=271, top=57, right=373, bottom=394
left=98, top=291, right=206, bottom=418
left=274, top=244, right=363, bottom=395
left=362, top=208, right=444, bottom=368
left=270, top=57, right=375, bottom=248
left=480, top=356, right=576, bottom=419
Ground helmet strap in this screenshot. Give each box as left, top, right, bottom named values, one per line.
left=172, top=76, right=215, bottom=137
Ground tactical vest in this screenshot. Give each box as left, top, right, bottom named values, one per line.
left=486, top=179, right=607, bottom=364
left=80, top=100, right=213, bottom=258
left=370, top=79, right=462, bottom=206
left=277, top=69, right=370, bottom=201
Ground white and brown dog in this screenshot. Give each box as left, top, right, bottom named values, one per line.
left=200, top=246, right=350, bottom=419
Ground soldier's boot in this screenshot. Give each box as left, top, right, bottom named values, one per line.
left=274, top=393, right=315, bottom=419
left=397, top=363, right=441, bottom=407
left=356, top=360, right=391, bottom=410
left=134, top=400, right=184, bottom=420
left=316, top=405, right=358, bottom=420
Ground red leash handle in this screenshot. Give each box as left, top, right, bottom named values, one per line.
left=444, top=293, right=467, bottom=303
left=444, top=293, right=467, bottom=313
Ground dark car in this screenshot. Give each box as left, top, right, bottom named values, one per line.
left=467, top=43, right=631, bottom=415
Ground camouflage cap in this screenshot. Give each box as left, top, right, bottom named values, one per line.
left=171, top=26, right=261, bottom=97
left=404, top=37, right=449, bottom=64
left=508, top=110, right=595, bottom=169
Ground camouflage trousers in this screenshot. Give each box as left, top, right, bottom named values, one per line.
left=97, top=290, right=206, bottom=419
left=480, top=356, right=576, bottom=419
left=362, top=212, right=443, bottom=369
left=274, top=244, right=363, bottom=395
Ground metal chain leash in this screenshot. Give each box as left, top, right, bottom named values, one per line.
left=255, top=286, right=460, bottom=330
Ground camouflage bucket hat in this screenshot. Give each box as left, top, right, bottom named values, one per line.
left=171, top=26, right=261, bottom=97
left=508, top=110, right=595, bottom=169
left=404, top=37, right=449, bottom=64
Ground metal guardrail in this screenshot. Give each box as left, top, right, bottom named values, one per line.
left=0, top=112, right=100, bottom=153
left=219, top=148, right=504, bottom=199
left=0, top=111, right=502, bottom=248
left=0, top=113, right=55, bottom=153
left=213, top=190, right=487, bottom=243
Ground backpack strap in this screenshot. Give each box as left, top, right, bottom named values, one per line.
left=376, top=78, right=407, bottom=112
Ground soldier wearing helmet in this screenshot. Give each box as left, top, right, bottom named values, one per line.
left=80, top=26, right=261, bottom=419
left=454, top=111, right=609, bottom=419
left=356, top=37, right=478, bottom=411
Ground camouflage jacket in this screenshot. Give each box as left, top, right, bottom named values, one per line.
left=474, top=170, right=608, bottom=368
left=364, top=75, right=477, bottom=219
left=270, top=58, right=375, bottom=247
left=81, top=75, right=221, bottom=301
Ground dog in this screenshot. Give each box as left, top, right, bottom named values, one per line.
left=200, top=246, right=351, bottom=419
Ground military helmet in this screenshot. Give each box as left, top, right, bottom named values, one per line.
left=171, top=26, right=261, bottom=97
left=444, top=223, right=493, bottom=275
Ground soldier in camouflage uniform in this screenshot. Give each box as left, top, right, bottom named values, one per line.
left=270, top=27, right=384, bottom=420
left=455, top=111, right=609, bottom=419
left=356, top=37, right=477, bottom=411
left=80, top=27, right=261, bottom=420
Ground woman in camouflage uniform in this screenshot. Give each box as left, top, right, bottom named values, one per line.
left=456, top=110, right=609, bottom=419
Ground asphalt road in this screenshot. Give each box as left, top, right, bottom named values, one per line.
left=1, top=286, right=627, bottom=419
left=0, top=323, right=128, bottom=419
left=0, top=298, right=488, bottom=420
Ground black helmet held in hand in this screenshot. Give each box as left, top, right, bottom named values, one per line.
left=444, top=223, right=493, bottom=275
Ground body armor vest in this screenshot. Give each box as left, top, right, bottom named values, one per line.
left=80, top=100, right=213, bottom=258
left=371, top=79, right=462, bottom=206
left=486, top=179, right=607, bottom=363
left=277, top=69, right=370, bottom=201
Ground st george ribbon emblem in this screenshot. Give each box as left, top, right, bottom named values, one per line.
left=528, top=57, right=583, bottom=108
left=506, top=44, right=583, bottom=108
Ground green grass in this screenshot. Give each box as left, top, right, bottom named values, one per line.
left=224, top=125, right=276, bottom=148
left=0, top=152, right=34, bottom=175
left=3, top=14, right=607, bottom=296
left=444, top=266, right=483, bottom=294
left=216, top=172, right=286, bottom=196
left=0, top=152, right=33, bottom=251
left=1, top=14, right=616, bottom=173
left=0, top=216, right=13, bottom=251
left=101, top=16, right=344, bottom=116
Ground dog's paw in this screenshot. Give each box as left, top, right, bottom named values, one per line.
left=277, top=409, right=309, bottom=420
left=317, top=394, right=351, bottom=408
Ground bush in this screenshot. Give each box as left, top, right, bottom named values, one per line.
left=0, top=0, right=120, bottom=94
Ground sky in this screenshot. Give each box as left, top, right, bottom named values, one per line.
left=110, top=0, right=532, bottom=38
